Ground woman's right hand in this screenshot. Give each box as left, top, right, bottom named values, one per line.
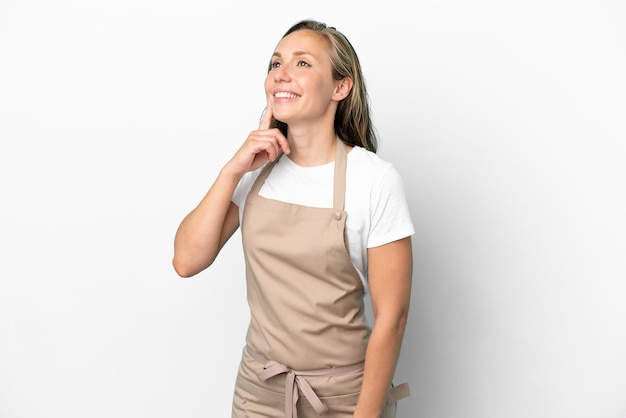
left=224, top=97, right=290, bottom=177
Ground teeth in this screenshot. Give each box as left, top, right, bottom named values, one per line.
left=275, top=92, right=299, bottom=99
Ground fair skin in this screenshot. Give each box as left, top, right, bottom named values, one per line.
left=173, top=29, right=412, bottom=417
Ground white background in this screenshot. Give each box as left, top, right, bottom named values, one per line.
left=1, top=1, right=625, bottom=417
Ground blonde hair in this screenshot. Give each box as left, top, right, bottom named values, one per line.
left=268, top=19, right=378, bottom=152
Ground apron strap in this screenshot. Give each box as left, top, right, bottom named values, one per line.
left=333, top=138, right=348, bottom=211
left=249, top=156, right=279, bottom=196
left=389, top=382, right=411, bottom=402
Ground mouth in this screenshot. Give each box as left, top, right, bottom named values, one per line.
left=274, top=91, right=300, bottom=99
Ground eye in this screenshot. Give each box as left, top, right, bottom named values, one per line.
left=270, top=61, right=281, bottom=69
left=297, top=61, right=310, bottom=67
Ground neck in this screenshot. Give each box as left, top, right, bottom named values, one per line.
left=287, top=128, right=337, bottom=167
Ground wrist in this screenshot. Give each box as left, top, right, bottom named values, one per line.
left=353, top=400, right=384, bottom=418
left=353, top=411, right=380, bottom=418
left=219, top=161, right=246, bottom=183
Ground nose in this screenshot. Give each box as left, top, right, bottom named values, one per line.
left=273, top=64, right=291, bottom=83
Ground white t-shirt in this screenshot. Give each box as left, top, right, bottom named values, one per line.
left=232, top=146, right=415, bottom=292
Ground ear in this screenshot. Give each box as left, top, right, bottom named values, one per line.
left=332, top=77, right=353, bottom=101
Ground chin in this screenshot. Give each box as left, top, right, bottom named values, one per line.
left=272, top=112, right=291, bottom=125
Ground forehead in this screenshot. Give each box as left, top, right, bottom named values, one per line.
left=273, top=29, right=331, bottom=58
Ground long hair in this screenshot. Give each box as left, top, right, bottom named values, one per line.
left=268, top=20, right=378, bottom=152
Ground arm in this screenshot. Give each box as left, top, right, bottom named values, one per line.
left=172, top=175, right=242, bottom=278
left=353, top=236, right=413, bottom=418
left=172, top=99, right=289, bottom=277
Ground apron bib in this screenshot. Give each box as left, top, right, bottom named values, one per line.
left=232, top=140, right=408, bottom=418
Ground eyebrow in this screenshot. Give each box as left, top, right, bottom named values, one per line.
left=272, top=50, right=314, bottom=58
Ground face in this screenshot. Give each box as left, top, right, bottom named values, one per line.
left=265, top=29, right=349, bottom=128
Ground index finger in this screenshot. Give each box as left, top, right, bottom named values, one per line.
left=259, top=95, right=273, bottom=130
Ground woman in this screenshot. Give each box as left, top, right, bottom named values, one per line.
left=173, top=19, right=414, bottom=418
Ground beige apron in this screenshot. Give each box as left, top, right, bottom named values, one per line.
left=232, top=140, right=409, bottom=418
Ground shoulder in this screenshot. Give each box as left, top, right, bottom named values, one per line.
left=348, top=146, right=393, bottom=167
left=347, top=146, right=395, bottom=176
left=346, top=146, right=405, bottom=190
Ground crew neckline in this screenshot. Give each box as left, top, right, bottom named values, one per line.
left=281, top=145, right=356, bottom=169
left=282, top=154, right=335, bottom=170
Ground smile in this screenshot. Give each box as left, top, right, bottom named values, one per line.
left=274, top=91, right=300, bottom=99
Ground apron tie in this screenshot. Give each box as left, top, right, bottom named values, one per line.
left=247, top=347, right=364, bottom=418
left=257, top=360, right=328, bottom=418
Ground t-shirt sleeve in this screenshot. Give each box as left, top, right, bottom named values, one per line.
left=232, top=167, right=263, bottom=208
left=367, top=166, right=415, bottom=248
